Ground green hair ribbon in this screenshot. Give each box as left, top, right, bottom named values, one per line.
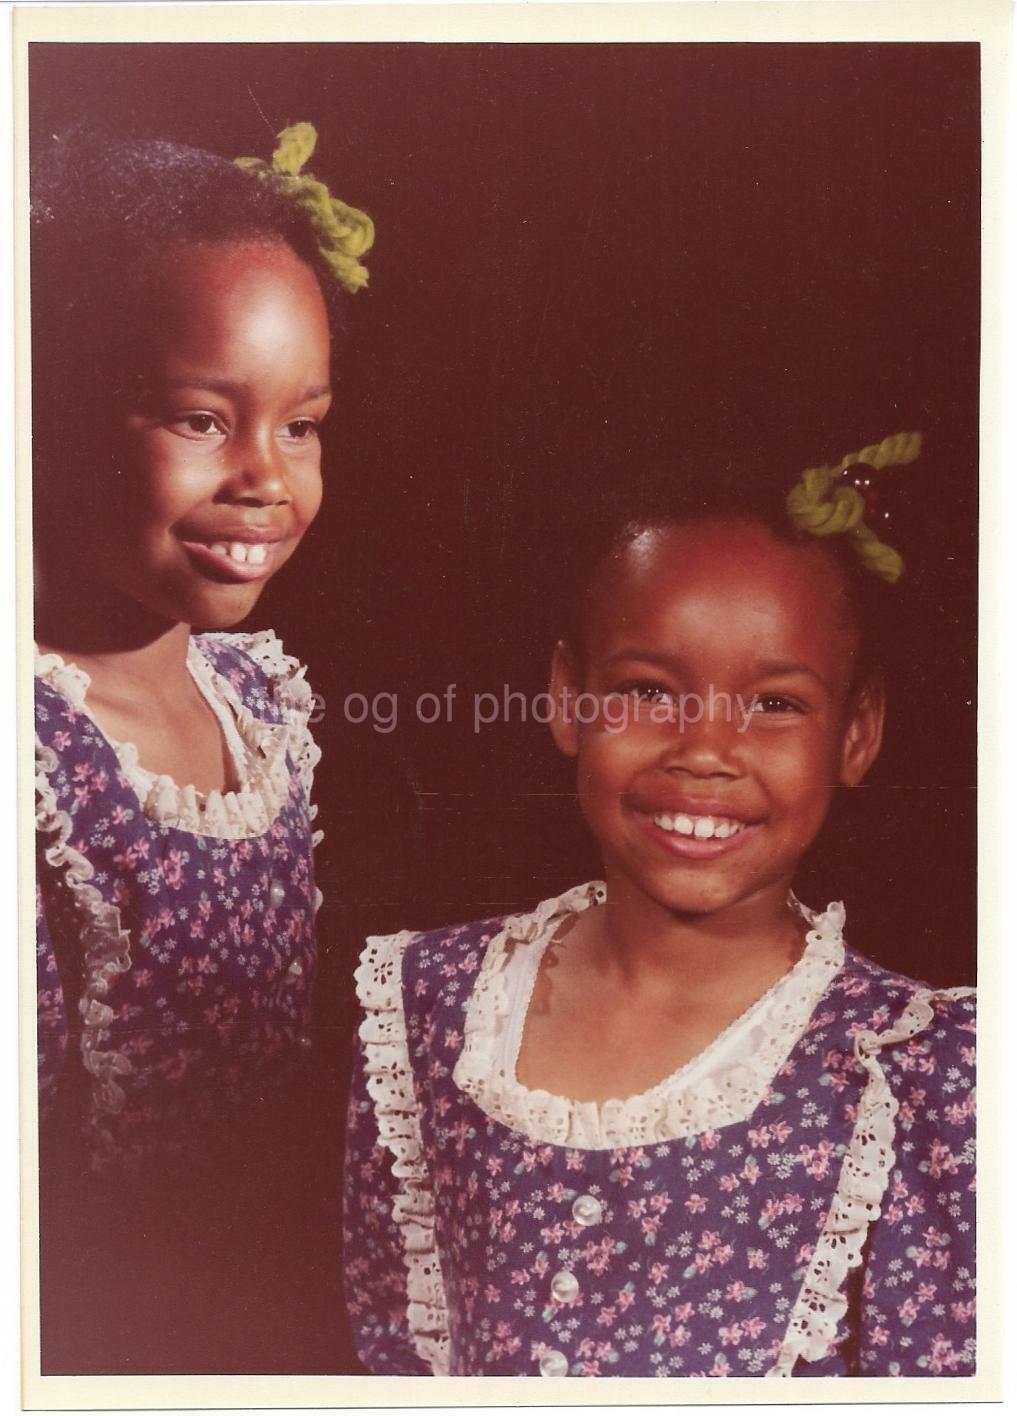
left=235, top=122, right=374, bottom=294
left=786, top=431, right=922, bottom=584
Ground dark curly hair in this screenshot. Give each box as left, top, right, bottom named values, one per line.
left=30, top=127, right=346, bottom=501
left=553, top=450, right=910, bottom=697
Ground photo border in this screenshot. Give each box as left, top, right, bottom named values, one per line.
left=13, top=2, right=1007, bottom=1409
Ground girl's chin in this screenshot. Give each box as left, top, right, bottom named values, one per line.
left=609, top=856, right=763, bottom=918
left=191, top=605, right=264, bottom=632
left=130, top=601, right=264, bottom=636
left=173, top=582, right=270, bottom=630
left=647, top=883, right=750, bottom=917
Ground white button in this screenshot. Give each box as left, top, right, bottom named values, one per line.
left=539, top=1348, right=569, bottom=1378
left=287, top=959, right=304, bottom=979
left=572, top=1193, right=602, bottom=1227
left=269, top=879, right=286, bottom=909
left=550, top=1270, right=580, bottom=1304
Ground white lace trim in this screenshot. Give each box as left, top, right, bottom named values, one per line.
left=35, top=736, right=133, bottom=1165
left=355, top=931, right=451, bottom=1375
left=34, top=631, right=321, bottom=844
left=215, top=629, right=322, bottom=810
left=767, top=983, right=977, bottom=1377
left=452, top=881, right=846, bottom=1150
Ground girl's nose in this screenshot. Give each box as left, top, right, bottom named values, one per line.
left=658, top=692, right=742, bottom=779
left=224, top=435, right=292, bottom=506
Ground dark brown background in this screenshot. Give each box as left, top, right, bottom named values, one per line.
left=30, top=40, right=979, bottom=1373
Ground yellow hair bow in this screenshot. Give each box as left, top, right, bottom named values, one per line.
left=236, top=122, right=374, bottom=294
left=786, top=431, right=922, bottom=584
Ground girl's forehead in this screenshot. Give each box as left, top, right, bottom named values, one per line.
left=149, top=237, right=322, bottom=306
left=133, top=239, right=331, bottom=368
left=585, top=520, right=857, bottom=664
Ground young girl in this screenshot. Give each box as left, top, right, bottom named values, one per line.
left=342, top=435, right=976, bottom=1379
left=33, top=122, right=372, bottom=1369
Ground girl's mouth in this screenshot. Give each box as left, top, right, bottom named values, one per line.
left=179, top=539, right=281, bottom=583
left=635, top=810, right=762, bottom=860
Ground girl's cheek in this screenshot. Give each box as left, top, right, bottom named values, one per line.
left=766, top=736, right=841, bottom=808
left=303, top=469, right=325, bottom=523
left=141, top=443, right=223, bottom=494
left=577, top=736, right=645, bottom=798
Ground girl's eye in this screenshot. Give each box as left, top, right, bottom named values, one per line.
left=169, top=412, right=225, bottom=439
left=617, top=680, right=675, bottom=706
left=750, top=693, right=805, bottom=716
left=281, top=419, right=320, bottom=442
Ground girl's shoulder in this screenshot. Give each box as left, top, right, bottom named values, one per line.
left=35, top=650, right=92, bottom=731
left=194, top=629, right=315, bottom=726
left=832, top=945, right=976, bottom=1115
left=356, top=882, right=604, bottom=1016
left=835, top=944, right=977, bottom=1035
left=356, top=912, right=508, bottom=1020
left=34, top=652, right=118, bottom=778
left=33, top=631, right=315, bottom=731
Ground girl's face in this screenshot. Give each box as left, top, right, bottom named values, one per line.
left=550, top=521, right=884, bottom=920
left=81, top=238, right=331, bottom=630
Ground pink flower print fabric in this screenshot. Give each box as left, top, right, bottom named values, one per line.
left=35, top=633, right=320, bottom=1168
left=342, top=907, right=976, bottom=1377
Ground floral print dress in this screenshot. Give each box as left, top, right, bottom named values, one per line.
left=35, top=629, right=322, bottom=1168
left=342, top=882, right=976, bottom=1378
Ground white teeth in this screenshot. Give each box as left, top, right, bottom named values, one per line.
left=651, top=812, right=745, bottom=840
left=203, top=541, right=269, bottom=566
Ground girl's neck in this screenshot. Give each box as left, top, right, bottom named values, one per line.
left=35, top=579, right=193, bottom=692
left=587, top=871, right=803, bottom=1001
left=36, top=580, right=235, bottom=795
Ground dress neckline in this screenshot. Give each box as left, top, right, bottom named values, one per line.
left=452, top=881, right=847, bottom=1149
left=34, top=638, right=293, bottom=839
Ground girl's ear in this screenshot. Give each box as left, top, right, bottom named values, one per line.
left=838, top=676, right=886, bottom=786
left=549, top=639, right=582, bottom=759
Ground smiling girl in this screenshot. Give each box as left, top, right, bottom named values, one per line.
left=343, top=437, right=976, bottom=1379
left=32, top=123, right=371, bottom=1369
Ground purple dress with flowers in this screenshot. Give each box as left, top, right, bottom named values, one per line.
left=342, top=883, right=976, bottom=1379
left=35, top=631, right=325, bottom=1371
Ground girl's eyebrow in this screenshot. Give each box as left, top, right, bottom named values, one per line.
left=750, top=659, right=833, bottom=693
left=599, top=649, right=833, bottom=694
left=161, top=376, right=331, bottom=401
left=600, top=649, right=678, bottom=672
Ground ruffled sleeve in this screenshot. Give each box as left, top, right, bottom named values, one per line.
left=34, top=731, right=134, bottom=1143
left=35, top=881, right=68, bottom=1117
left=342, top=1025, right=433, bottom=1375
left=342, top=930, right=445, bottom=1375
left=855, top=990, right=977, bottom=1376
left=768, top=984, right=976, bottom=1376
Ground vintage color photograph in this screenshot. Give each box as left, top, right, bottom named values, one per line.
left=20, top=8, right=992, bottom=1401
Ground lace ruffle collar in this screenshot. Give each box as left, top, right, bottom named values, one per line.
left=35, top=639, right=293, bottom=840
left=451, top=881, right=847, bottom=1150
